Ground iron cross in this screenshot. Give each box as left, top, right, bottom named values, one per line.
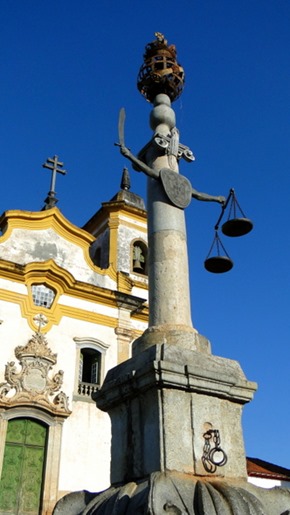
left=42, top=155, right=67, bottom=208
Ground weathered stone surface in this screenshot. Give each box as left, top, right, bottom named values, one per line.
left=96, top=342, right=256, bottom=408
left=92, top=342, right=256, bottom=484
left=53, top=471, right=290, bottom=514
left=53, top=490, right=97, bottom=515
left=132, top=325, right=210, bottom=354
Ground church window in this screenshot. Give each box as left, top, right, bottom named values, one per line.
left=132, top=240, right=148, bottom=275
left=78, top=348, right=101, bottom=397
left=74, top=338, right=109, bottom=400
left=79, top=348, right=101, bottom=384
left=31, top=284, right=56, bottom=308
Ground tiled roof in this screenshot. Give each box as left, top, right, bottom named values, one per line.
left=247, top=457, right=290, bottom=482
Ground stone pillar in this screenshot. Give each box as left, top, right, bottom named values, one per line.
left=132, top=94, right=203, bottom=355
left=147, top=95, right=193, bottom=330
left=94, top=91, right=257, bottom=489
left=95, top=91, right=257, bottom=486
left=42, top=419, right=64, bottom=514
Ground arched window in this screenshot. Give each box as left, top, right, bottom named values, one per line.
left=132, top=240, right=148, bottom=275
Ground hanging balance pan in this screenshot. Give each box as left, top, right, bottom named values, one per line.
left=204, top=230, right=234, bottom=273
left=222, top=217, right=253, bottom=237
left=204, top=256, right=233, bottom=274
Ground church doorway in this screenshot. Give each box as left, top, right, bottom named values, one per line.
left=0, top=418, right=47, bottom=515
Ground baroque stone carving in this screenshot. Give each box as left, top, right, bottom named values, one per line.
left=0, top=330, right=71, bottom=416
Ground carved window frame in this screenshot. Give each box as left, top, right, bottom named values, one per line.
left=28, top=281, right=59, bottom=312
left=73, top=338, right=109, bottom=403
left=31, top=283, right=56, bottom=309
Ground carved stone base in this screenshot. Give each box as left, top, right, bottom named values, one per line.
left=53, top=471, right=290, bottom=514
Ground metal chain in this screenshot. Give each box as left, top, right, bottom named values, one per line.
left=202, top=429, right=228, bottom=473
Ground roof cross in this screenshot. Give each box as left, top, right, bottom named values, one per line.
left=42, top=155, right=67, bottom=209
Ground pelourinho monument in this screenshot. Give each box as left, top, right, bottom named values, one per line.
left=54, top=34, right=290, bottom=514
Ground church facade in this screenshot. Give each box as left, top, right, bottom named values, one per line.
left=0, top=175, right=149, bottom=515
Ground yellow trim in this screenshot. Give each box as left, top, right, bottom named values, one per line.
left=0, top=260, right=117, bottom=305
left=116, top=272, right=134, bottom=294
left=0, top=260, right=140, bottom=332
left=84, top=198, right=146, bottom=228
left=0, top=207, right=149, bottom=330
left=0, top=208, right=117, bottom=283
left=0, top=208, right=94, bottom=244
left=131, top=308, right=149, bottom=323
left=0, top=287, right=117, bottom=332
left=131, top=278, right=148, bottom=291
left=92, top=206, right=147, bottom=240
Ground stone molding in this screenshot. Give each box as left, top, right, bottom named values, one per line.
left=95, top=343, right=257, bottom=410
left=0, top=407, right=65, bottom=515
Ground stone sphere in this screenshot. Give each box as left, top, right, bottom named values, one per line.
left=150, top=95, right=176, bottom=130
left=154, top=94, right=171, bottom=107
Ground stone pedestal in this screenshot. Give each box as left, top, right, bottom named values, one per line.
left=95, top=340, right=257, bottom=485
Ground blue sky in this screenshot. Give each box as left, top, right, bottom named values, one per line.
left=1, top=1, right=290, bottom=469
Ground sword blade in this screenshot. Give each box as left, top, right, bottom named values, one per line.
left=118, top=107, right=126, bottom=147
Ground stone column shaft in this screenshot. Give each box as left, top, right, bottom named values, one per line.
left=147, top=176, right=192, bottom=328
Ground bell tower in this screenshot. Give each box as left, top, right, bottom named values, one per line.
left=83, top=168, right=148, bottom=282
left=83, top=169, right=149, bottom=364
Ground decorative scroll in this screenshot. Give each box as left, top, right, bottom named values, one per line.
left=0, top=328, right=71, bottom=416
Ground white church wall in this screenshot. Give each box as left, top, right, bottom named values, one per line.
left=58, top=401, right=111, bottom=493
left=0, top=301, right=35, bottom=380
left=0, top=227, right=116, bottom=290
left=248, top=477, right=290, bottom=489
left=118, top=224, right=147, bottom=274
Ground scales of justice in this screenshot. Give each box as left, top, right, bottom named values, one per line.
left=54, top=34, right=290, bottom=515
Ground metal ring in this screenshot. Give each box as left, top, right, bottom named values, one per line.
left=209, top=447, right=227, bottom=467
left=183, top=149, right=195, bottom=162
left=202, top=457, right=216, bottom=474
left=154, top=136, right=168, bottom=149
